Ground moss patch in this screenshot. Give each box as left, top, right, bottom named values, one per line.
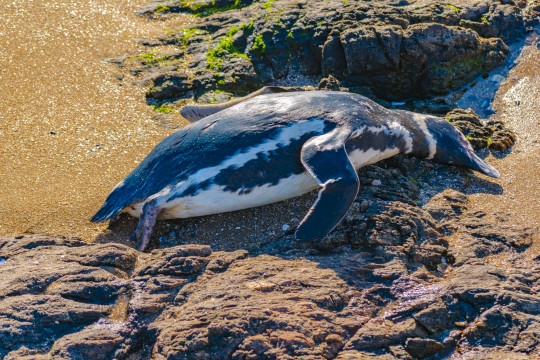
left=480, top=14, right=492, bottom=25
left=182, top=0, right=245, bottom=17
left=445, top=3, right=461, bottom=12
left=154, top=4, right=170, bottom=14
left=152, top=104, right=176, bottom=113
left=263, top=0, right=275, bottom=11
left=206, top=26, right=250, bottom=71
left=136, top=52, right=166, bottom=65
left=179, top=28, right=203, bottom=45
left=252, top=34, right=266, bottom=54
left=241, top=21, right=254, bottom=31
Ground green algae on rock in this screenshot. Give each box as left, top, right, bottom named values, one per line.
left=132, top=0, right=534, bottom=103
left=446, top=108, right=517, bottom=151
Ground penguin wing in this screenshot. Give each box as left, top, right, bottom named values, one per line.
left=180, top=86, right=307, bottom=122
left=296, top=127, right=360, bottom=241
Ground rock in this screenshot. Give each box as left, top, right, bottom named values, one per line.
left=422, top=189, right=468, bottom=223
left=196, top=90, right=234, bottom=104
left=48, top=328, right=125, bottom=360
left=321, top=30, right=347, bottom=77
left=0, top=236, right=136, bottom=358
left=447, top=211, right=534, bottom=266
left=0, top=236, right=216, bottom=359
left=147, top=73, right=193, bottom=100
left=1, top=164, right=538, bottom=359
left=360, top=200, right=369, bottom=212
left=404, top=338, right=444, bottom=358
left=488, top=127, right=518, bottom=152
left=398, top=23, right=508, bottom=97
left=149, top=255, right=360, bottom=359
left=415, top=263, right=540, bottom=353
left=389, top=345, right=413, bottom=360
left=345, top=318, right=427, bottom=350
left=318, top=75, right=341, bottom=91
left=446, top=107, right=516, bottom=151
left=459, top=3, right=527, bottom=41
left=446, top=108, right=484, bottom=126
left=340, top=25, right=402, bottom=76
left=133, top=0, right=530, bottom=102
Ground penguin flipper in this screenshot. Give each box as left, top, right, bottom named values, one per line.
left=296, top=128, right=359, bottom=241
left=180, top=86, right=306, bottom=122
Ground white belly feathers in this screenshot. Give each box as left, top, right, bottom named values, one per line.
left=125, top=119, right=325, bottom=219
left=159, top=172, right=318, bottom=219
left=124, top=119, right=411, bottom=220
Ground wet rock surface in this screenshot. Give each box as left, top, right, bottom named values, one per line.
left=128, top=0, right=537, bottom=106
left=2, top=156, right=538, bottom=359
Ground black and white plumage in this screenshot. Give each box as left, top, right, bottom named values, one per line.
left=91, top=91, right=500, bottom=251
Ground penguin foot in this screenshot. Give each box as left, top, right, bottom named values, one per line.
left=131, top=201, right=159, bottom=252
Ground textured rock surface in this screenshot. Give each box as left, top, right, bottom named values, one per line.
left=445, top=107, right=517, bottom=151
left=2, top=156, right=539, bottom=358
left=128, top=0, right=536, bottom=105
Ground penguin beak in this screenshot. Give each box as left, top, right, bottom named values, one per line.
left=468, top=152, right=501, bottom=178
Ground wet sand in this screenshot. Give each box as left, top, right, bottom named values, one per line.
left=0, top=0, right=187, bottom=240
left=467, top=32, right=540, bottom=231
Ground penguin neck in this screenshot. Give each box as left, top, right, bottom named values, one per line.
left=345, top=125, right=404, bottom=168
left=401, top=115, right=438, bottom=160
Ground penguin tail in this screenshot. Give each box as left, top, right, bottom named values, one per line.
left=90, top=185, right=128, bottom=222
left=90, top=204, right=121, bottom=222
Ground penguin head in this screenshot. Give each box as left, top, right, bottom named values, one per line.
left=426, top=118, right=500, bottom=178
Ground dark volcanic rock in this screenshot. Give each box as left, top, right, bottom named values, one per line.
left=147, top=73, right=194, bottom=100
left=132, top=0, right=533, bottom=103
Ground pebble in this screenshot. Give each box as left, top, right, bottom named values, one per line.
left=490, top=74, right=506, bottom=84
left=371, top=179, right=382, bottom=186
left=360, top=200, right=369, bottom=212
left=282, top=224, right=290, bottom=231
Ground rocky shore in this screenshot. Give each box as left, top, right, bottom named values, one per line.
left=132, top=0, right=536, bottom=103
left=2, top=168, right=539, bottom=358
left=1, top=0, right=540, bottom=359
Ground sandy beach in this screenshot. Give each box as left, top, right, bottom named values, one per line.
left=0, top=0, right=184, bottom=240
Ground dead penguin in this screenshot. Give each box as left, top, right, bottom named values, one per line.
left=91, top=91, right=500, bottom=251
